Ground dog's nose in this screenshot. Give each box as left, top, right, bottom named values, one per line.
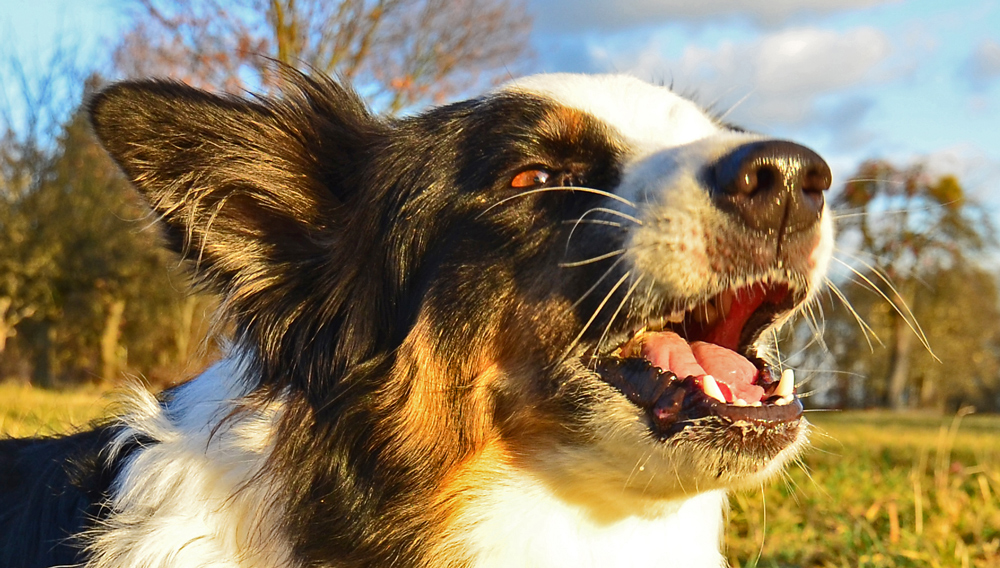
left=705, top=141, right=831, bottom=234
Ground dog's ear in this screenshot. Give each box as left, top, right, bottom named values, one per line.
left=89, top=73, right=382, bottom=291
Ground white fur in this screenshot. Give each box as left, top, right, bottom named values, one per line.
left=503, top=74, right=720, bottom=153
left=507, top=74, right=836, bottom=314
left=457, top=471, right=727, bottom=568
left=86, top=359, right=293, bottom=568
left=89, top=360, right=733, bottom=568
left=80, top=74, right=830, bottom=567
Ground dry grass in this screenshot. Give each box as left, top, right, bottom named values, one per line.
left=0, top=382, right=110, bottom=438
left=728, top=409, right=1000, bottom=568
left=2, top=384, right=998, bottom=566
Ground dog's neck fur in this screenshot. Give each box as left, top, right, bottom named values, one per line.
left=86, top=360, right=296, bottom=568
left=454, top=473, right=727, bottom=568
left=93, top=358, right=728, bottom=568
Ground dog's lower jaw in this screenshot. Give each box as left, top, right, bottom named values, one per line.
left=449, top=471, right=728, bottom=568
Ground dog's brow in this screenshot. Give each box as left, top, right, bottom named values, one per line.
left=502, top=74, right=721, bottom=149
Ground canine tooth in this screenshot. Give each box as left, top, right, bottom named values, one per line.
left=776, top=369, right=795, bottom=399
left=702, top=375, right=727, bottom=404
left=693, top=303, right=718, bottom=325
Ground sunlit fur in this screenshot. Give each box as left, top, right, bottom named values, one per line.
left=0, top=71, right=832, bottom=568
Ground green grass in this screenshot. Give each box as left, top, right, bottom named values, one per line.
left=2, top=385, right=998, bottom=567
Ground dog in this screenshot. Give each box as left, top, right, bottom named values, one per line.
left=0, top=71, right=833, bottom=567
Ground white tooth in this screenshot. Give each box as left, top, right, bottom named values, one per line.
left=702, top=375, right=727, bottom=404
left=776, top=369, right=795, bottom=399
left=733, top=398, right=748, bottom=407
left=751, top=401, right=762, bottom=407
left=666, top=310, right=685, bottom=323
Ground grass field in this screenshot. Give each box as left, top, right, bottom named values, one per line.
left=2, top=382, right=998, bottom=567
left=0, top=382, right=111, bottom=437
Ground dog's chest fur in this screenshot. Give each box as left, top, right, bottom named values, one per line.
left=94, top=362, right=727, bottom=568
left=457, top=480, right=726, bottom=567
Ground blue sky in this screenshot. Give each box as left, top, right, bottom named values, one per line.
left=529, top=0, right=1000, bottom=195
left=2, top=0, right=999, bottom=196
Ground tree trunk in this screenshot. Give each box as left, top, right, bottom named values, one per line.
left=834, top=371, right=852, bottom=409
left=886, top=311, right=916, bottom=410
left=100, top=298, right=126, bottom=382
left=918, top=372, right=938, bottom=410
left=33, top=322, right=58, bottom=388
left=0, top=297, right=11, bottom=355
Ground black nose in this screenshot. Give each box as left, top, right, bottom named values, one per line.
left=705, top=141, right=831, bottom=234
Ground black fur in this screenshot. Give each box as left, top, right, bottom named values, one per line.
left=4, top=69, right=821, bottom=567
left=81, top=71, right=628, bottom=566
left=0, top=427, right=121, bottom=567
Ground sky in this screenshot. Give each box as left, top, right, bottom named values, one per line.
left=2, top=0, right=999, bottom=197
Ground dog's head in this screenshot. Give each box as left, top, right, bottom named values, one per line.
left=91, top=71, right=831, bottom=537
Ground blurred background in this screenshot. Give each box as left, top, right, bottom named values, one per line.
left=1, top=0, right=999, bottom=410
left=2, top=2, right=1000, bottom=566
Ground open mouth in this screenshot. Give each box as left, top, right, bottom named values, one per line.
left=590, top=281, right=805, bottom=439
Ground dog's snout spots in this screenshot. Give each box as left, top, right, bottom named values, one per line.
left=707, top=141, right=831, bottom=235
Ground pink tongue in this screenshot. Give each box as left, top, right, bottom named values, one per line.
left=690, top=342, right=764, bottom=402
left=638, top=331, right=764, bottom=403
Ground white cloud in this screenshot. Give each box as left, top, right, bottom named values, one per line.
left=961, top=39, right=1000, bottom=90
left=754, top=28, right=890, bottom=95
left=530, top=0, right=900, bottom=31
left=818, top=145, right=1000, bottom=206
left=918, top=145, right=1000, bottom=198
left=592, top=27, right=893, bottom=129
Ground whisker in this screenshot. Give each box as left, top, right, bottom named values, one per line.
left=795, top=386, right=833, bottom=399
left=624, top=450, right=654, bottom=492
left=755, top=483, right=767, bottom=567
left=569, top=256, right=629, bottom=310
left=565, top=214, right=626, bottom=254
left=561, top=219, right=622, bottom=227
left=793, top=367, right=866, bottom=391
left=831, top=255, right=936, bottom=360
left=832, top=200, right=956, bottom=220
left=477, top=185, right=636, bottom=219
left=839, top=177, right=899, bottom=185
left=559, top=249, right=627, bottom=268
left=825, top=277, right=881, bottom=351
left=802, top=302, right=828, bottom=352
left=778, top=303, right=828, bottom=366
left=794, top=368, right=867, bottom=377
left=594, top=275, right=644, bottom=360
left=562, top=271, right=631, bottom=361
left=575, top=207, right=643, bottom=226
left=716, top=88, right=755, bottom=122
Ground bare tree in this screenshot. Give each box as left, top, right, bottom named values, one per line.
left=115, top=0, right=532, bottom=112
left=823, top=161, right=998, bottom=410
left=0, top=44, right=86, bottom=363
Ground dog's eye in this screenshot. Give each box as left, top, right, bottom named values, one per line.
left=511, top=168, right=551, bottom=189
